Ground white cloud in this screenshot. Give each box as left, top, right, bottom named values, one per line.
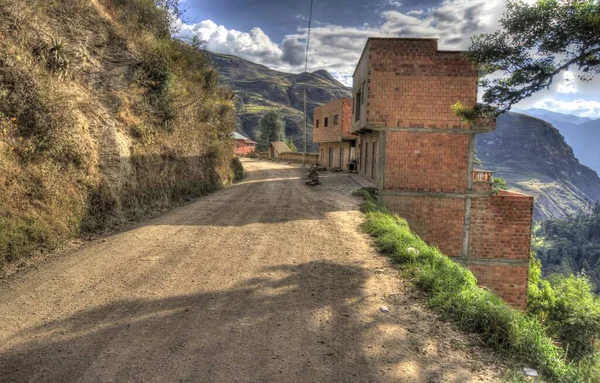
left=535, top=99, right=600, bottom=119
left=384, top=0, right=403, bottom=8
left=176, top=20, right=283, bottom=66
left=175, top=0, right=600, bottom=122
left=177, top=0, right=505, bottom=86
left=557, top=71, right=577, bottom=94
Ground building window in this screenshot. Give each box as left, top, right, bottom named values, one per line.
left=316, top=119, right=319, bottom=128
left=355, top=90, right=362, bottom=122
left=324, top=117, right=328, bottom=127
left=334, top=114, right=339, bottom=126
left=361, top=82, right=366, bottom=105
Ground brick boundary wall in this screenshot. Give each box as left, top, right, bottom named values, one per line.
left=380, top=190, right=533, bottom=310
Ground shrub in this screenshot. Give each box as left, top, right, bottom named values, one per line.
left=231, top=157, right=243, bottom=182
left=355, top=188, right=582, bottom=382
left=46, top=37, right=70, bottom=79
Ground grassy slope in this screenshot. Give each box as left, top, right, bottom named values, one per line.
left=0, top=0, right=237, bottom=266
left=355, top=189, right=583, bottom=382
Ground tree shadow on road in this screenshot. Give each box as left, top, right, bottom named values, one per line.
left=1, top=260, right=482, bottom=382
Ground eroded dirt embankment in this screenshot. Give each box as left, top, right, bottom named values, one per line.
left=0, top=159, right=502, bottom=382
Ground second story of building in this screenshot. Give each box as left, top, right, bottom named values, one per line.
left=313, top=98, right=354, bottom=143
left=352, top=38, right=480, bottom=134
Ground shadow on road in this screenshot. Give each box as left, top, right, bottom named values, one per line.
left=1, top=261, right=377, bottom=382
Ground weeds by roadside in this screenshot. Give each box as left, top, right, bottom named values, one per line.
left=353, top=188, right=583, bottom=382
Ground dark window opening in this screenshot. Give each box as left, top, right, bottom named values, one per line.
left=371, top=142, right=376, bottom=179
left=324, top=117, right=328, bottom=127
left=361, top=82, right=366, bottom=104
left=316, top=119, right=319, bottom=128
left=355, top=90, right=362, bottom=122
left=334, top=114, right=339, bottom=126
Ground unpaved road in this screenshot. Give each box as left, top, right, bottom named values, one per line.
left=0, top=159, right=502, bottom=382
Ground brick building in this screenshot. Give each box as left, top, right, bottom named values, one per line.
left=232, top=132, right=256, bottom=156
left=351, top=38, right=534, bottom=309
left=313, top=98, right=357, bottom=170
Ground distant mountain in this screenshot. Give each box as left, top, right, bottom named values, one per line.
left=477, top=112, right=600, bottom=219
left=524, top=108, right=594, bottom=126
left=517, top=109, right=600, bottom=174
left=209, top=53, right=600, bottom=219
left=207, top=52, right=351, bottom=150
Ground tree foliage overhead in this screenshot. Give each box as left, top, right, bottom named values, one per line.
left=467, top=0, right=600, bottom=111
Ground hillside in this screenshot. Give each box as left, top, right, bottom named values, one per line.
left=476, top=112, right=600, bottom=219
left=518, top=109, right=600, bottom=175
left=207, top=52, right=351, bottom=150
left=0, top=1, right=238, bottom=264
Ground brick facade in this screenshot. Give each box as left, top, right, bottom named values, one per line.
left=314, top=98, right=356, bottom=170
left=319, top=142, right=354, bottom=169
left=381, top=194, right=465, bottom=257
left=314, top=98, right=353, bottom=143
left=383, top=131, right=469, bottom=193
left=234, top=139, right=256, bottom=156
left=351, top=38, right=533, bottom=309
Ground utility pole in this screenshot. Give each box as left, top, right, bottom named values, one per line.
left=303, top=0, right=313, bottom=167
left=303, top=88, right=307, bottom=166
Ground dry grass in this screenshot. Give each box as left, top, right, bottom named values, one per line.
left=0, top=0, right=238, bottom=266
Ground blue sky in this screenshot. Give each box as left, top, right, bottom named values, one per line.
left=177, top=0, right=600, bottom=118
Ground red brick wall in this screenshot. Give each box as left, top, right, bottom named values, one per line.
left=381, top=194, right=465, bottom=257
left=469, top=265, right=529, bottom=309
left=468, top=191, right=534, bottom=309
left=234, top=140, right=256, bottom=156
left=365, top=39, right=478, bottom=130
left=313, top=98, right=353, bottom=143
left=384, top=131, right=469, bottom=192
left=469, top=191, right=534, bottom=260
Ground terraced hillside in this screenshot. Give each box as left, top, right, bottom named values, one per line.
left=208, top=52, right=351, bottom=151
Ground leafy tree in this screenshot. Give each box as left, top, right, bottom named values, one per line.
left=467, top=0, right=600, bottom=111
left=491, top=176, right=508, bottom=194
left=285, top=138, right=297, bottom=152
left=257, top=111, right=285, bottom=151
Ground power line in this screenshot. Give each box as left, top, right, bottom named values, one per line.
left=303, top=0, right=314, bottom=167
left=305, top=0, right=314, bottom=73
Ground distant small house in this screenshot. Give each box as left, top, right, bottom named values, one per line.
left=232, top=132, right=256, bottom=156
left=269, top=141, right=292, bottom=159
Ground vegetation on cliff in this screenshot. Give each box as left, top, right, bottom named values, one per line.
left=534, top=204, right=600, bottom=294
left=0, top=0, right=237, bottom=266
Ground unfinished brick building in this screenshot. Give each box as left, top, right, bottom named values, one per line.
left=352, top=38, right=534, bottom=309
left=313, top=98, right=356, bottom=170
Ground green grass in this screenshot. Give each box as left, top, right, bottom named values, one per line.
left=353, top=188, right=583, bottom=383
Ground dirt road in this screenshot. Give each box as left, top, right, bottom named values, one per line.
left=0, top=159, right=502, bottom=382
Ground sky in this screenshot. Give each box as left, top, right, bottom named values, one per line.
left=176, top=0, right=600, bottom=118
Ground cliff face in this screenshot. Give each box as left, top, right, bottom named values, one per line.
left=521, top=108, right=600, bottom=175
left=208, top=52, right=352, bottom=151
left=0, top=1, right=236, bottom=264
left=476, top=112, right=600, bottom=219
